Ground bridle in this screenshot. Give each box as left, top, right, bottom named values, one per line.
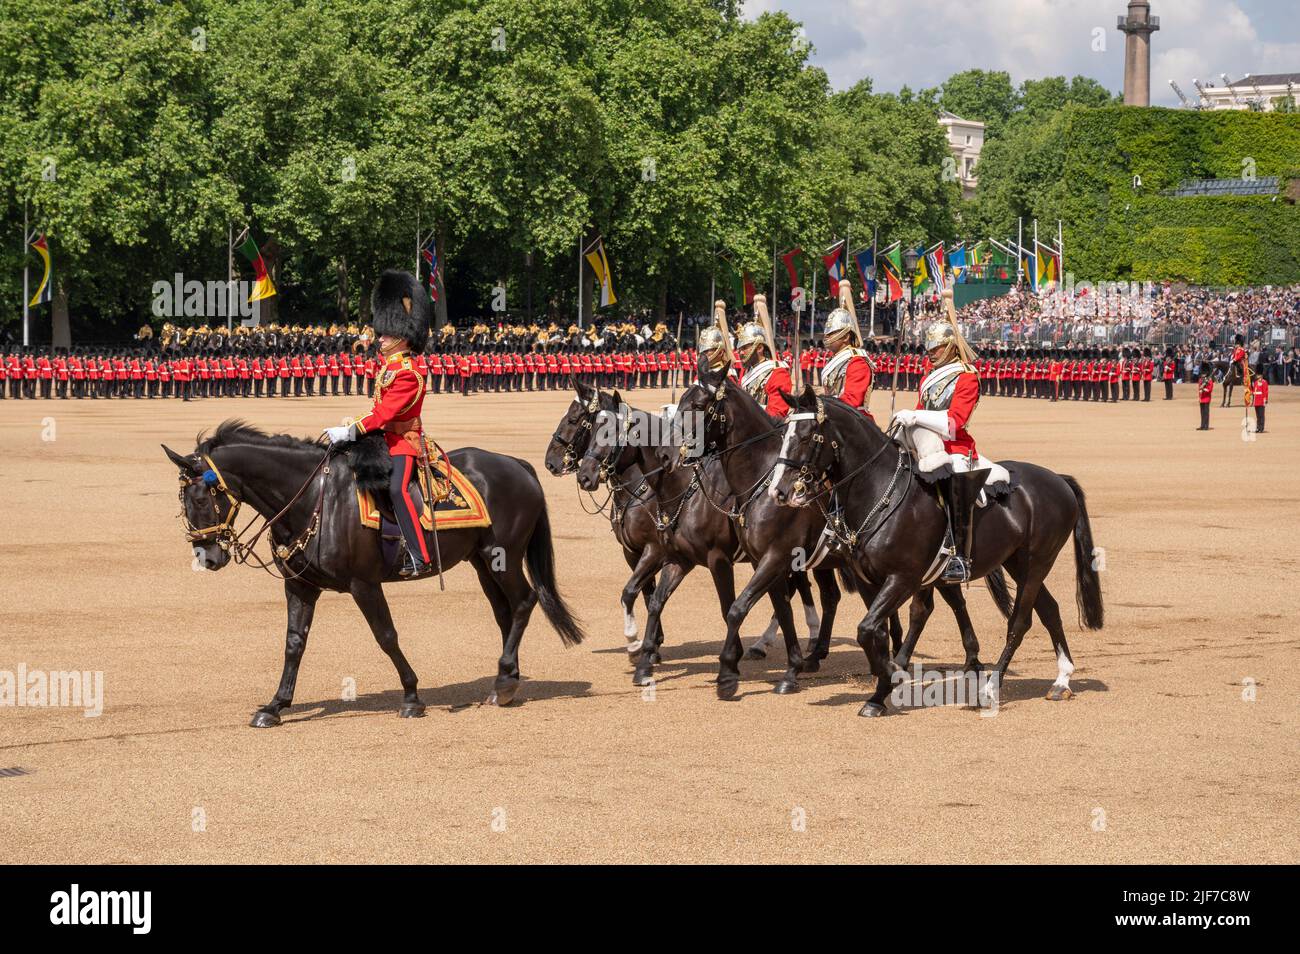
left=773, top=408, right=912, bottom=549
left=178, top=455, right=242, bottom=545
left=549, top=394, right=601, bottom=474
left=177, top=448, right=334, bottom=580
left=680, top=378, right=786, bottom=525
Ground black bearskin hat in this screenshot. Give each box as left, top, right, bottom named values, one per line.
left=371, top=270, right=430, bottom=353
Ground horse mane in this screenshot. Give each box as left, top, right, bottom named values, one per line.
left=196, top=419, right=327, bottom=455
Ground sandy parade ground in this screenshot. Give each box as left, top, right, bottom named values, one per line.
left=1, top=382, right=1296, bottom=864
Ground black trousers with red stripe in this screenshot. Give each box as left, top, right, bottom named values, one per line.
left=390, top=455, right=430, bottom=563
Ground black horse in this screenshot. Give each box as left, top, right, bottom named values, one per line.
left=164, top=420, right=585, bottom=727
left=768, top=386, right=1104, bottom=715
left=663, top=366, right=1009, bottom=702
left=547, top=379, right=827, bottom=681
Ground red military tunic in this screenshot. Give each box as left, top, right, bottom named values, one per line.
left=821, top=347, right=873, bottom=418
left=917, top=361, right=980, bottom=458
left=741, top=359, right=793, bottom=419
left=350, top=351, right=425, bottom=456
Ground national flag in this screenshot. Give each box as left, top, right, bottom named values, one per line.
left=879, top=242, right=904, bottom=303
left=720, top=253, right=756, bottom=307
left=822, top=239, right=845, bottom=288
left=1021, top=244, right=1038, bottom=292
left=949, top=244, right=968, bottom=283
left=912, top=245, right=929, bottom=293
left=28, top=234, right=52, bottom=307
left=236, top=233, right=277, bottom=302
left=989, top=241, right=1015, bottom=281
left=421, top=239, right=439, bottom=302
left=585, top=237, right=617, bottom=307
left=780, top=246, right=804, bottom=289
left=853, top=247, right=876, bottom=301
left=925, top=243, right=947, bottom=293
left=1036, top=240, right=1060, bottom=287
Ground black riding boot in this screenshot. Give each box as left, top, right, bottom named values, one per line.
left=940, top=469, right=989, bottom=584
left=390, top=456, right=432, bottom=578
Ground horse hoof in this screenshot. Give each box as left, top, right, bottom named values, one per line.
left=487, top=682, right=519, bottom=706
left=1045, top=686, right=1073, bottom=702
left=399, top=702, right=426, bottom=718
left=249, top=710, right=280, bottom=728
left=716, top=680, right=739, bottom=701
left=803, top=657, right=821, bottom=674
left=858, top=702, right=888, bottom=718
left=632, top=669, right=654, bottom=687
left=744, top=647, right=767, bottom=660
left=774, top=679, right=800, bottom=695
left=626, top=639, right=644, bottom=655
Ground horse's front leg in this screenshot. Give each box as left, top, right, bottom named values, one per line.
left=251, top=578, right=321, bottom=728
left=892, top=587, right=937, bottom=670
left=349, top=579, right=424, bottom=717
left=717, top=553, right=789, bottom=701
left=854, top=573, right=917, bottom=718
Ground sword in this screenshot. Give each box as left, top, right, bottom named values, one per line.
left=421, top=451, right=446, bottom=591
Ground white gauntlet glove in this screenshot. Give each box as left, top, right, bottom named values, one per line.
left=909, top=409, right=953, bottom=439
left=891, top=409, right=917, bottom=428
left=323, top=423, right=356, bottom=444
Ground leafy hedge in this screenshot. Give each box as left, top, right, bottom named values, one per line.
left=982, top=105, right=1300, bottom=284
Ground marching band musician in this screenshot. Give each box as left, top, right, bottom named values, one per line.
left=323, top=271, right=433, bottom=579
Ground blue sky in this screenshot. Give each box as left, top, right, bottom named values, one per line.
left=749, top=0, right=1300, bottom=107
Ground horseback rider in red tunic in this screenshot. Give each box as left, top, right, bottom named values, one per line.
left=735, top=294, right=792, bottom=419
left=891, top=289, right=990, bottom=584
left=323, top=271, right=432, bottom=578
left=819, top=280, right=873, bottom=418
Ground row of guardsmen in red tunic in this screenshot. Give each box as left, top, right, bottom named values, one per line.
left=972, top=347, right=1162, bottom=403
left=1, top=348, right=731, bottom=400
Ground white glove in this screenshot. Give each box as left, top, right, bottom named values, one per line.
left=323, top=424, right=356, bottom=444
left=910, top=409, right=953, bottom=439
left=891, top=409, right=917, bottom=428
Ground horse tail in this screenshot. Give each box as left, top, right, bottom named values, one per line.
left=984, top=567, right=1013, bottom=619
left=836, top=566, right=859, bottom=595
left=1062, top=475, right=1104, bottom=631
left=520, top=464, right=587, bottom=647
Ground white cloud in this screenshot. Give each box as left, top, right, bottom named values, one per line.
left=747, top=0, right=1300, bottom=106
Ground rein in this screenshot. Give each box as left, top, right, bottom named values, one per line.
left=180, top=447, right=335, bottom=581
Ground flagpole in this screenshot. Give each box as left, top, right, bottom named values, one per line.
left=22, top=200, right=30, bottom=348
left=227, top=223, right=235, bottom=332
left=1033, top=219, right=1039, bottom=296
left=869, top=227, right=877, bottom=338
left=771, top=238, right=778, bottom=350
left=1058, top=218, right=1064, bottom=282
left=1017, top=217, right=1024, bottom=286
left=577, top=233, right=583, bottom=328
left=809, top=260, right=817, bottom=360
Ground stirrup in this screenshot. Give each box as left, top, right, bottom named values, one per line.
left=398, top=550, right=430, bottom=578
left=941, top=555, right=970, bottom=584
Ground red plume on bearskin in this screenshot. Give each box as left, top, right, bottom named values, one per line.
left=371, top=270, right=430, bottom=353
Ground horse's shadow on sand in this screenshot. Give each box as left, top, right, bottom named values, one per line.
left=278, top=677, right=594, bottom=724
left=605, top=635, right=1110, bottom=708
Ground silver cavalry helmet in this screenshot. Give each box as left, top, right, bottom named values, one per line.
left=698, top=326, right=733, bottom=369
left=923, top=320, right=958, bottom=352
left=823, top=307, right=859, bottom=344
left=734, top=321, right=767, bottom=353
